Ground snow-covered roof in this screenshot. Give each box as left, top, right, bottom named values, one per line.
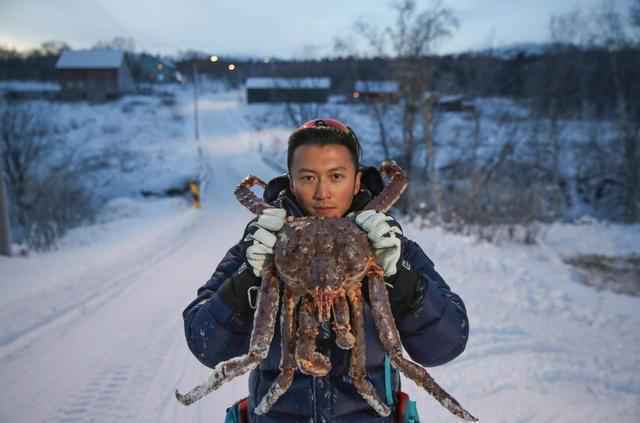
left=354, top=80, right=399, bottom=93
left=246, top=77, right=331, bottom=89
left=56, top=49, right=125, bottom=69
left=439, top=94, right=466, bottom=103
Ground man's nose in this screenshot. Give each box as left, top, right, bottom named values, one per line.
left=313, top=180, right=331, bottom=200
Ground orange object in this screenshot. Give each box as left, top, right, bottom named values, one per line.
left=189, top=181, right=200, bottom=208
left=237, top=398, right=248, bottom=423
left=396, top=391, right=410, bottom=423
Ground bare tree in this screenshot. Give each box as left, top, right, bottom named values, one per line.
left=365, top=93, right=395, bottom=160
left=0, top=101, right=125, bottom=250
left=331, top=51, right=399, bottom=164
left=391, top=0, right=458, bottom=213
left=337, top=0, right=459, bottom=214
left=386, top=0, right=459, bottom=58
left=0, top=102, right=56, bottom=227
left=550, top=9, right=596, bottom=47
left=546, top=1, right=640, bottom=222
left=631, top=0, right=640, bottom=40
left=591, top=1, right=639, bottom=222
left=39, top=41, right=71, bottom=56
left=93, top=36, right=136, bottom=52
left=590, top=2, right=630, bottom=48
left=245, top=77, right=341, bottom=173
left=446, top=111, right=566, bottom=232
left=283, top=102, right=329, bottom=128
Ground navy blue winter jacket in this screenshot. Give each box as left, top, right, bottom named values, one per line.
left=183, top=168, right=470, bottom=422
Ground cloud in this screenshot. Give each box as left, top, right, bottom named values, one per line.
left=1, top=0, right=635, bottom=57
left=0, top=0, right=134, bottom=49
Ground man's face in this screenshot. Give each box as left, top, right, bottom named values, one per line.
left=289, top=144, right=361, bottom=218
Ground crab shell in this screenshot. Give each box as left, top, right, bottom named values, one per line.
left=274, top=216, right=373, bottom=322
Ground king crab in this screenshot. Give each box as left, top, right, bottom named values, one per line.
left=176, top=160, right=477, bottom=421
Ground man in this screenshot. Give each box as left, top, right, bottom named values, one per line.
left=183, top=118, right=469, bottom=422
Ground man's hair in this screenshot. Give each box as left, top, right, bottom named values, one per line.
left=287, top=120, right=361, bottom=172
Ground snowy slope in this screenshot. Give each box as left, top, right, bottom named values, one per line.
left=402, top=222, right=640, bottom=422
left=1, top=88, right=639, bottom=423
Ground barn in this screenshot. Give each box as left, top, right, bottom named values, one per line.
left=436, top=95, right=476, bottom=113
left=352, top=80, right=399, bottom=103
left=246, top=77, right=331, bottom=103
left=55, top=49, right=136, bottom=101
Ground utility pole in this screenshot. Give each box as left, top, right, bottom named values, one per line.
left=192, top=59, right=205, bottom=208
left=192, top=61, right=200, bottom=141
left=0, top=162, right=12, bottom=256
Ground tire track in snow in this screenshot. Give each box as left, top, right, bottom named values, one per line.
left=1, top=92, right=285, bottom=423
left=0, top=210, right=202, bottom=361
left=49, top=320, right=179, bottom=423
left=43, top=95, right=268, bottom=423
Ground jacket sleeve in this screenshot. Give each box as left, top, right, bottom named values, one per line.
left=182, top=223, right=257, bottom=369
left=395, top=236, right=470, bottom=367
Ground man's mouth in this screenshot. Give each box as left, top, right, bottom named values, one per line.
left=313, top=206, right=337, bottom=215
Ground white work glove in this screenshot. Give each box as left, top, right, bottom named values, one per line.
left=354, top=210, right=403, bottom=277
left=245, top=208, right=287, bottom=277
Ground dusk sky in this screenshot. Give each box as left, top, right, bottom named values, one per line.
left=0, top=0, right=634, bottom=58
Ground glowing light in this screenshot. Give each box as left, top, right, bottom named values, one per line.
left=210, top=55, right=219, bottom=63
left=228, top=64, right=236, bottom=71
left=352, top=91, right=360, bottom=98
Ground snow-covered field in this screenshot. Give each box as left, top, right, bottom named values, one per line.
left=1, top=87, right=639, bottom=423
left=0, top=80, right=61, bottom=92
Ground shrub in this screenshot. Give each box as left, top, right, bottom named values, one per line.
left=1, top=100, right=101, bottom=251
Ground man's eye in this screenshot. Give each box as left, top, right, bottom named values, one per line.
left=301, top=175, right=315, bottom=182
left=331, top=173, right=345, bottom=181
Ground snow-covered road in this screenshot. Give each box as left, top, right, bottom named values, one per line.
left=0, top=91, right=279, bottom=423
left=1, top=90, right=639, bottom=423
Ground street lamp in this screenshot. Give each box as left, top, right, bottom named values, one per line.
left=210, top=55, right=219, bottom=63
left=228, top=63, right=236, bottom=71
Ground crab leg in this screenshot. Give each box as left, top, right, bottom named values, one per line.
left=234, top=175, right=271, bottom=215
left=175, top=263, right=280, bottom=406
left=295, top=297, right=331, bottom=377
left=367, top=263, right=478, bottom=422
left=332, top=292, right=355, bottom=350
left=346, top=286, right=391, bottom=416
left=255, top=290, right=301, bottom=415
left=362, top=160, right=408, bottom=213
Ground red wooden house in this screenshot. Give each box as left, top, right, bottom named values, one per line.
left=55, top=49, right=135, bottom=101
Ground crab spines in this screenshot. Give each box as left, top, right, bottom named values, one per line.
left=363, top=160, right=408, bottom=213
left=367, top=270, right=479, bottom=422
left=234, top=175, right=271, bottom=215
left=175, top=263, right=280, bottom=407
